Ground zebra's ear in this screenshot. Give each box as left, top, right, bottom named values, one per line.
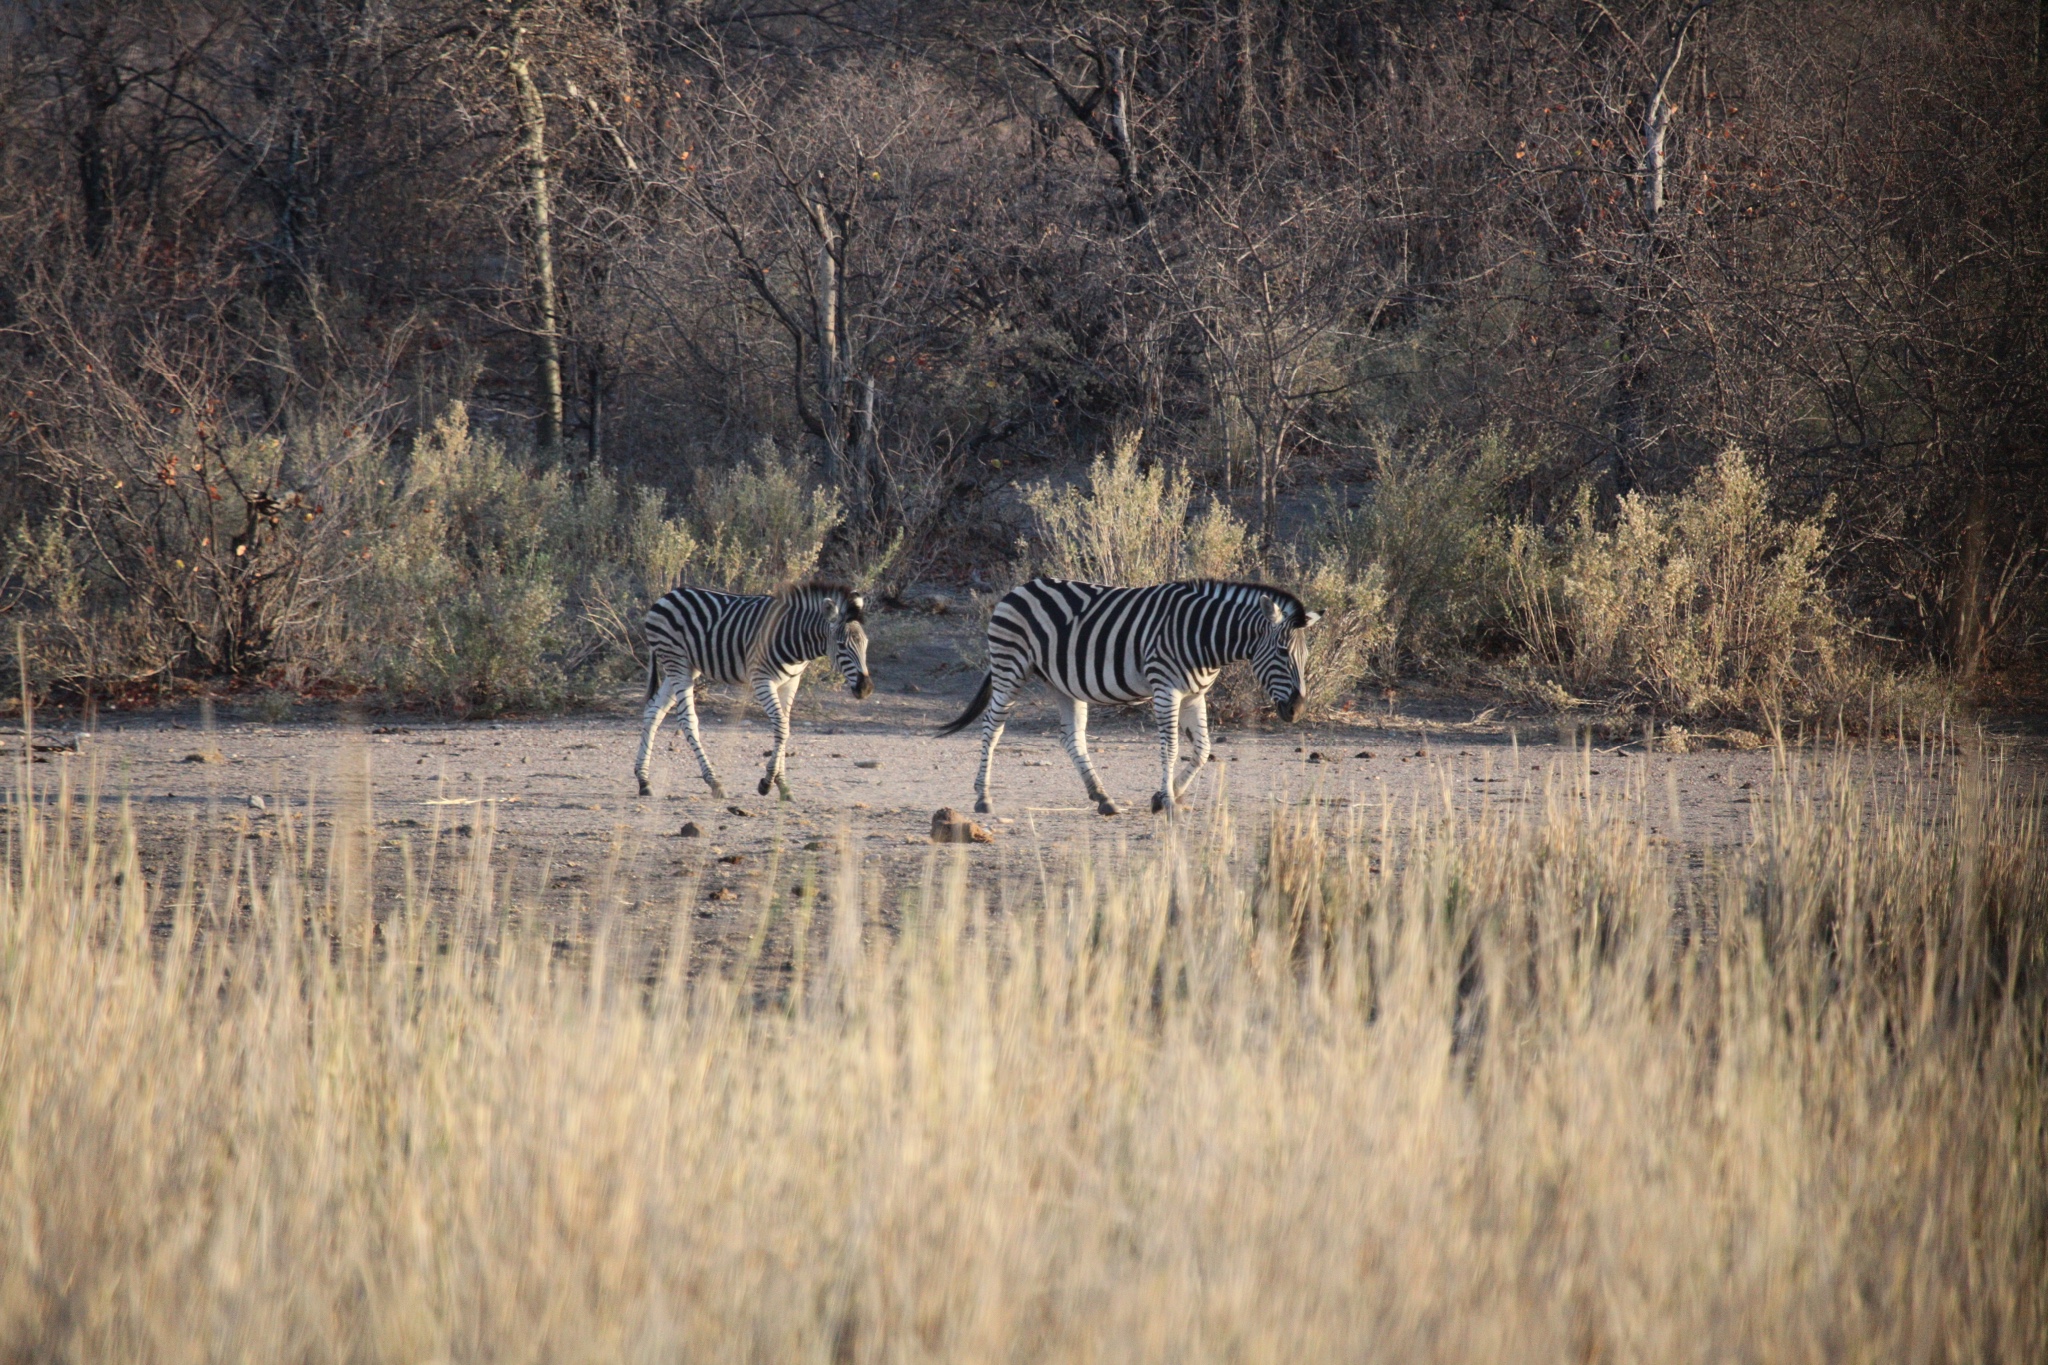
left=844, top=592, right=866, bottom=624
left=1297, top=608, right=1322, bottom=630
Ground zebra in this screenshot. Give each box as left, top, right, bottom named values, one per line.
left=635, top=581, right=873, bottom=800
left=938, top=577, right=1320, bottom=817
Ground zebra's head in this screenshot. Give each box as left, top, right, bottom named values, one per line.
left=1249, top=591, right=1321, bottom=723
left=834, top=591, right=873, bottom=699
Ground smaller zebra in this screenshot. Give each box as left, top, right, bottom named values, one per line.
left=636, top=581, right=873, bottom=800
left=939, top=577, right=1320, bottom=817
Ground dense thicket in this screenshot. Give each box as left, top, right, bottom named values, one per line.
left=2, top=1, right=2043, bottom=696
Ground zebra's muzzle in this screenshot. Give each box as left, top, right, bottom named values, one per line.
left=1275, top=692, right=1302, bottom=724
left=853, top=674, right=874, bottom=700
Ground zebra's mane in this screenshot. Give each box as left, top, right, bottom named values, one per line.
left=782, top=578, right=865, bottom=623
left=1191, top=578, right=1312, bottom=627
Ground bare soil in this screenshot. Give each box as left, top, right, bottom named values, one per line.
left=9, top=610, right=1969, bottom=947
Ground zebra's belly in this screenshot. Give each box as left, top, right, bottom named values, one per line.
left=654, top=650, right=744, bottom=686
left=1032, top=665, right=1149, bottom=706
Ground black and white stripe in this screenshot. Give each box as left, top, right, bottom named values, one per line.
left=635, top=581, right=872, bottom=800
left=938, top=577, right=1320, bottom=816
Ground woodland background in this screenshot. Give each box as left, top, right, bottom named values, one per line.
left=2, top=0, right=2043, bottom=711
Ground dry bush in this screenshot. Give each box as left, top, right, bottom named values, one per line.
left=4, top=401, right=843, bottom=713
left=1023, top=430, right=1249, bottom=585
left=1504, top=450, right=1850, bottom=720
left=1024, top=431, right=1389, bottom=717
left=5, top=411, right=381, bottom=694
left=1, top=745, right=2042, bottom=1359
left=1287, top=550, right=1395, bottom=713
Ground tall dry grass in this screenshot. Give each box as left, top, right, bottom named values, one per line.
left=1, top=742, right=2043, bottom=1362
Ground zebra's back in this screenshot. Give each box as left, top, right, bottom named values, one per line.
left=644, top=587, right=770, bottom=684
left=990, top=577, right=1189, bottom=704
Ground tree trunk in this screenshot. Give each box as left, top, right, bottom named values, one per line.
left=808, top=195, right=846, bottom=487
left=1106, top=47, right=1148, bottom=228
left=1952, top=481, right=1990, bottom=681
left=509, top=35, right=564, bottom=452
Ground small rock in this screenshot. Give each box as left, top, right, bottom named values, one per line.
left=930, top=807, right=995, bottom=844
left=854, top=759, right=881, bottom=769
left=181, top=751, right=224, bottom=764
left=803, top=839, right=827, bottom=851
left=247, top=794, right=267, bottom=811
left=677, top=821, right=702, bottom=837
left=1413, top=749, right=1427, bottom=757
left=1307, top=751, right=1328, bottom=764
left=718, top=853, right=745, bottom=865
left=708, top=887, right=737, bottom=902
left=1355, top=750, right=1375, bottom=759
left=727, top=805, right=753, bottom=817
left=903, top=683, right=923, bottom=694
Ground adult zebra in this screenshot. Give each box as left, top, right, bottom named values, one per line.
left=635, top=581, right=873, bottom=800
left=939, top=577, right=1320, bottom=816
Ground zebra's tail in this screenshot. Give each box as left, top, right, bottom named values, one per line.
left=937, top=672, right=994, bottom=736
left=645, top=652, right=661, bottom=701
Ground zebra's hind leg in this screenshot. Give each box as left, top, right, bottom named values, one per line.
left=1149, top=689, right=1184, bottom=816
left=635, top=670, right=686, bottom=796
left=972, top=675, right=1023, bottom=815
left=677, top=679, right=725, bottom=797
left=754, top=673, right=799, bottom=800
left=1055, top=695, right=1119, bottom=817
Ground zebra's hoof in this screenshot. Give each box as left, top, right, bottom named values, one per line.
left=758, top=776, right=773, bottom=797
left=637, top=778, right=651, bottom=797
left=1152, top=791, right=1168, bottom=814
left=1096, top=797, right=1120, bottom=817
left=974, top=800, right=993, bottom=816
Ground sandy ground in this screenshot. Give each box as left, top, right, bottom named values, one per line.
left=7, top=610, right=2000, bottom=945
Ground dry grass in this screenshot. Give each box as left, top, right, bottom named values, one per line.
left=2, top=740, right=2043, bottom=1362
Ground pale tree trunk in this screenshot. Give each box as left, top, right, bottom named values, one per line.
left=1106, top=46, right=1147, bottom=228
left=807, top=195, right=847, bottom=487
left=509, top=19, right=564, bottom=452
left=1611, top=1, right=1713, bottom=494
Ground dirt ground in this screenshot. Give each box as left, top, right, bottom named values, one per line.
left=6, top=609, right=2004, bottom=943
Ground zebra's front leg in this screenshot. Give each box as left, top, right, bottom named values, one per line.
left=1174, top=691, right=1213, bottom=802
left=677, top=680, right=726, bottom=798
left=1150, top=689, right=1184, bottom=816
left=1055, top=695, right=1119, bottom=816
left=972, top=678, right=1021, bottom=816
left=754, top=673, right=798, bottom=800
left=635, top=671, right=685, bottom=796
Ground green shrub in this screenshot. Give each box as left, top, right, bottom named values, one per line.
left=1319, top=427, right=1533, bottom=674
left=688, top=437, right=844, bottom=592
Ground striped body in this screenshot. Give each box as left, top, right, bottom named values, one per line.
left=635, top=583, right=871, bottom=800
left=940, top=577, right=1320, bottom=815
